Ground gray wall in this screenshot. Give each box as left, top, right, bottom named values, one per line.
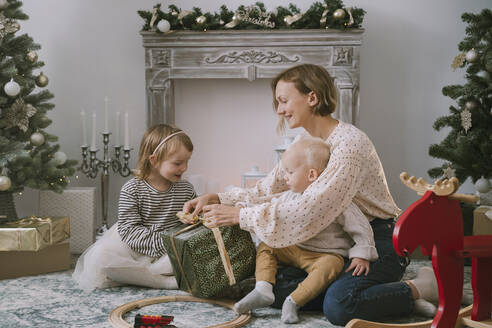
left=15, top=0, right=489, bottom=228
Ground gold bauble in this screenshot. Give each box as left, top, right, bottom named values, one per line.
left=26, top=51, right=38, bottom=63
left=333, top=9, right=346, bottom=20
left=35, top=72, right=49, bottom=87
left=196, top=15, right=207, bottom=24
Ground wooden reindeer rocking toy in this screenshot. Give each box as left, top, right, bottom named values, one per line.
left=347, top=172, right=492, bottom=328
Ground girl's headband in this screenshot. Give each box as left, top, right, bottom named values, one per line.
left=151, top=131, right=185, bottom=156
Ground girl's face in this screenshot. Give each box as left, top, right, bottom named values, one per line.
left=275, top=80, right=315, bottom=129
left=153, top=144, right=192, bottom=183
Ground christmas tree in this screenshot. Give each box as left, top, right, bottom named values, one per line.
left=0, top=0, right=76, bottom=222
left=428, top=9, right=492, bottom=192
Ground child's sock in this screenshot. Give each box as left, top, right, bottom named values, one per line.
left=413, top=299, right=437, bottom=317
left=281, top=295, right=300, bottom=324
left=408, top=266, right=438, bottom=303
left=233, top=281, right=274, bottom=314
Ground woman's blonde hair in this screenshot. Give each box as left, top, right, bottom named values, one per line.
left=271, top=64, right=338, bottom=134
left=134, top=124, right=193, bottom=180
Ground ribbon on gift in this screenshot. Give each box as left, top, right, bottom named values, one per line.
left=169, top=222, right=236, bottom=294
left=6, top=216, right=53, bottom=244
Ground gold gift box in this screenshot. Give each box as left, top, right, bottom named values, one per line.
left=0, top=216, right=70, bottom=252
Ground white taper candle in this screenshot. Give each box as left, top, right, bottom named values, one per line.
left=115, top=111, right=120, bottom=146
left=104, top=96, right=109, bottom=133
left=124, top=112, right=129, bottom=149
left=81, top=110, right=87, bottom=146
left=91, top=112, right=97, bottom=150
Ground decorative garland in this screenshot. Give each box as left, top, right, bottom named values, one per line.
left=138, top=0, right=365, bottom=32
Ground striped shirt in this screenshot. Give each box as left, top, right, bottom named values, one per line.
left=117, top=178, right=196, bottom=257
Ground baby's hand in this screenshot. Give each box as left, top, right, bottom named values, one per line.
left=176, top=211, right=200, bottom=225
left=345, top=257, right=370, bottom=276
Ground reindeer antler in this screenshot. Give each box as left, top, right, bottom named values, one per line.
left=400, top=172, right=478, bottom=203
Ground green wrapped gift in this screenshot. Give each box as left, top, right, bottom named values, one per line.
left=162, top=223, right=256, bottom=299
left=0, top=216, right=70, bottom=251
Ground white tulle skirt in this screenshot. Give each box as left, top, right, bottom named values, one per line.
left=72, top=223, right=178, bottom=292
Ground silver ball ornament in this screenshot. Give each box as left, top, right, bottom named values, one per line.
left=477, top=70, right=490, bottom=80
left=196, top=15, right=207, bottom=24
left=4, top=78, right=20, bottom=97
left=333, top=9, right=346, bottom=20
left=53, top=151, right=67, bottom=166
left=475, top=176, right=491, bottom=193
left=30, top=132, right=45, bottom=146
left=0, top=175, right=11, bottom=191
left=157, top=19, right=170, bottom=33
left=35, top=72, right=49, bottom=87
left=465, top=49, right=478, bottom=62
left=26, top=51, right=38, bottom=63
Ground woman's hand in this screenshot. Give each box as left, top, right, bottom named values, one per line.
left=345, top=257, right=371, bottom=276
left=183, top=193, right=220, bottom=216
left=202, top=204, right=240, bottom=228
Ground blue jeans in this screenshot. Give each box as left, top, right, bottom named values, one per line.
left=272, top=219, right=414, bottom=325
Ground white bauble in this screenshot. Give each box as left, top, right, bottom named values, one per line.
left=4, top=78, right=20, bottom=97
left=477, top=70, right=490, bottom=80
left=0, top=0, right=8, bottom=10
left=157, top=19, right=171, bottom=33
left=30, top=132, right=45, bottom=146
left=53, top=151, right=67, bottom=166
left=465, top=49, right=478, bottom=62
left=465, top=100, right=478, bottom=110
left=0, top=175, right=11, bottom=191
left=475, top=176, right=491, bottom=193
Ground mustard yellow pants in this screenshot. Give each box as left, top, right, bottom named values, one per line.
left=255, top=242, right=344, bottom=306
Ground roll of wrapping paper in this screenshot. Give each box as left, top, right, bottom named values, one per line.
left=169, top=222, right=236, bottom=294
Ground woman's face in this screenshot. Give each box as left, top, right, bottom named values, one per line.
left=275, top=80, right=313, bottom=129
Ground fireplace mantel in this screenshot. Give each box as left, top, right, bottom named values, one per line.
left=141, top=29, right=363, bottom=127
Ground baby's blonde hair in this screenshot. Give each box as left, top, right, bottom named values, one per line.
left=285, top=137, right=331, bottom=173
left=135, top=124, right=193, bottom=180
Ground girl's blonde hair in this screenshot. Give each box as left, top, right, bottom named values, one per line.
left=271, top=64, right=338, bottom=134
left=134, top=124, right=193, bottom=180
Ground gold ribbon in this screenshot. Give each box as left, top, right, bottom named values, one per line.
left=178, top=10, right=193, bottom=24
left=320, top=4, right=329, bottom=27
left=6, top=216, right=53, bottom=244
left=169, top=222, right=236, bottom=294
left=346, top=7, right=354, bottom=27
left=284, top=13, right=303, bottom=26
left=149, top=7, right=159, bottom=28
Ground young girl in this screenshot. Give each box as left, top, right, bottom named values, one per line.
left=73, top=124, right=196, bottom=291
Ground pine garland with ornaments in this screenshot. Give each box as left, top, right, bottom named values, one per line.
left=0, top=0, right=76, bottom=222
left=428, top=8, right=492, bottom=195
left=138, top=0, right=365, bottom=32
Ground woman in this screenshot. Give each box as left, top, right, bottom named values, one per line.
left=183, top=64, right=438, bottom=325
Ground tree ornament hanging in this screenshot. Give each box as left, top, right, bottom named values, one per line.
left=0, top=175, right=11, bottom=191
left=3, top=98, right=36, bottom=132
left=333, top=9, right=346, bottom=20
left=0, top=0, right=8, bottom=10
left=465, top=100, right=479, bottom=110
left=451, top=53, right=466, bottom=70
left=460, top=108, right=472, bottom=133
left=475, top=176, right=491, bottom=193
left=196, top=15, right=207, bottom=25
left=157, top=19, right=170, bottom=32
left=26, top=50, right=38, bottom=63
left=0, top=13, right=20, bottom=38
left=442, top=165, right=456, bottom=179
left=476, top=70, right=490, bottom=80
left=284, top=13, right=303, bottom=26
left=4, top=78, right=20, bottom=97
left=465, top=48, right=478, bottom=62
left=35, top=72, right=49, bottom=87
left=53, top=151, right=67, bottom=165
left=30, top=132, right=45, bottom=146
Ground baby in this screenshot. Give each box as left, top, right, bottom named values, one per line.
left=234, top=136, right=379, bottom=324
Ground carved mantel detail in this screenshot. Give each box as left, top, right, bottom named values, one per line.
left=142, top=29, right=363, bottom=127
left=205, top=50, right=300, bottom=64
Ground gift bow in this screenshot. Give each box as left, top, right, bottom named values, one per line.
left=169, top=221, right=236, bottom=294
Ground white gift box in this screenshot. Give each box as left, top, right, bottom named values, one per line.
left=39, top=187, right=96, bottom=254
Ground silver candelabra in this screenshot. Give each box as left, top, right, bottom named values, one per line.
left=80, top=132, right=132, bottom=237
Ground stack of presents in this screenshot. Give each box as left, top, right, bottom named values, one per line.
left=0, top=216, right=71, bottom=279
